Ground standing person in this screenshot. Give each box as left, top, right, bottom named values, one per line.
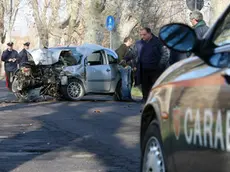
left=183, top=11, right=210, bottom=58
left=115, top=37, right=134, bottom=101
left=115, top=37, right=133, bottom=63
left=169, top=49, right=188, bottom=65
left=189, top=10, right=209, bottom=39
left=19, top=42, right=30, bottom=66
left=1, top=42, right=20, bottom=91
left=133, top=27, right=168, bottom=102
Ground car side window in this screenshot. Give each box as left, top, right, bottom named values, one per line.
left=158, top=58, right=205, bottom=84
left=157, top=57, right=221, bottom=86
left=213, top=11, right=230, bottom=46
left=87, top=51, right=104, bottom=66
left=108, top=54, right=117, bottom=64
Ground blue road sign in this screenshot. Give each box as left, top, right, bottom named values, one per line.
left=106, top=16, right=115, bottom=31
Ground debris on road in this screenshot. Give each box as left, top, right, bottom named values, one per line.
left=94, top=110, right=101, bottom=113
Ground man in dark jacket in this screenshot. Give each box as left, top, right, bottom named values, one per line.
left=1, top=42, right=20, bottom=91
left=115, top=37, right=134, bottom=101
left=133, top=27, right=167, bottom=102
left=19, top=42, right=30, bottom=66
left=115, top=37, right=133, bottom=64
left=189, top=10, right=209, bottom=39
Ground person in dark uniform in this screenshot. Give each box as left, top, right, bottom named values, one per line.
left=1, top=42, right=20, bottom=91
left=19, top=42, right=30, bottom=66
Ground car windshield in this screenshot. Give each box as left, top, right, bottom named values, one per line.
left=213, top=10, right=230, bottom=46
left=50, top=47, right=83, bottom=64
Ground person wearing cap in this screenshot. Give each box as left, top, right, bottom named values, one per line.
left=1, top=42, right=20, bottom=91
left=189, top=10, right=209, bottom=39
left=19, top=42, right=31, bottom=66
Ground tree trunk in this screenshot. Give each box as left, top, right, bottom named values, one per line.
left=82, top=0, right=104, bottom=45
left=210, top=0, right=228, bottom=24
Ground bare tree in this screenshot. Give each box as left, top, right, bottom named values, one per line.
left=30, top=0, right=62, bottom=48
left=140, top=0, right=187, bottom=35
left=0, top=0, right=5, bottom=44
left=0, top=0, right=21, bottom=46
left=0, top=0, right=21, bottom=77
left=6, top=0, right=20, bottom=42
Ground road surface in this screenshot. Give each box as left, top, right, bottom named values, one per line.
left=0, top=81, right=142, bottom=172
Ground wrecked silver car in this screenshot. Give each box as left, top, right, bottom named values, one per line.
left=12, top=43, right=122, bottom=101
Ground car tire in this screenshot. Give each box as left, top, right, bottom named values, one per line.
left=12, top=75, right=30, bottom=102
left=140, top=120, right=167, bottom=172
left=61, top=79, right=85, bottom=101
left=113, top=80, right=122, bottom=101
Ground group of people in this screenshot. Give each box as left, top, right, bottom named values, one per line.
left=115, top=10, right=209, bottom=102
left=1, top=42, right=30, bottom=91
left=0, top=10, right=209, bottom=102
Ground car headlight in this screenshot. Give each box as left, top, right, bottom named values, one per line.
left=63, top=66, right=74, bottom=73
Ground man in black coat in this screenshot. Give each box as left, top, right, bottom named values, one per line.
left=133, top=27, right=168, bottom=102
left=1, top=42, right=20, bottom=91
left=19, top=42, right=30, bottom=66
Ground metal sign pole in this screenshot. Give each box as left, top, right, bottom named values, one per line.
left=110, top=31, right=112, bottom=49
left=195, top=0, right=197, bottom=10
left=106, top=16, right=115, bottom=49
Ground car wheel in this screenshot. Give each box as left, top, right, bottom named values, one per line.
left=113, top=80, right=122, bottom=101
left=12, top=76, right=29, bottom=102
left=62, top=79, right=85, bottom=101
left=141, top=121, right=166, bottom=172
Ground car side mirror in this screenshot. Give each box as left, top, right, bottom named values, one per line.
left=159, top=23, right=198, bottom=52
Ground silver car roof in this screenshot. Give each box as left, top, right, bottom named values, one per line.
left=76, top=43, right=118, bottom=59
left=51, top=43, right=118, bottom=59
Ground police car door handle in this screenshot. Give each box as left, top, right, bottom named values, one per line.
left=222, top=69, right=230, bottom=76
left=221, top=69, right=230, bottom=83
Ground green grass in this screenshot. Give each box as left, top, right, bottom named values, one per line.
left=131, top=87, right=143, bottom=98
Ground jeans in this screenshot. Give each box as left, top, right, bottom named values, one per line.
left=118, top=65, right=132, bottom=100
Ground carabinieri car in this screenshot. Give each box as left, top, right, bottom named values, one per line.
left=140, top=4, right=230, bottom=172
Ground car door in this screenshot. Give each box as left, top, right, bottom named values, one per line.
left=168, top=7, right=230, bottom=172
left=107, top=53, right=119, bottom=91
left=166, top=60, right=230, bottom=172
left=85, top=50, right=112, bottom=92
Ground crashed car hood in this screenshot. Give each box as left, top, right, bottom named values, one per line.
left=28, top=48, right=67, bottom=65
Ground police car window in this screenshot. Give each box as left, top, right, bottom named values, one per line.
left=173, top=65, right=221, bottom=81
left=213, top=12, right=230, bottom=46
left=159, top=58, right=205, bottom=84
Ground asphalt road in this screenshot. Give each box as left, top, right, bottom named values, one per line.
left=0, top=81, right=142, bottom=172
